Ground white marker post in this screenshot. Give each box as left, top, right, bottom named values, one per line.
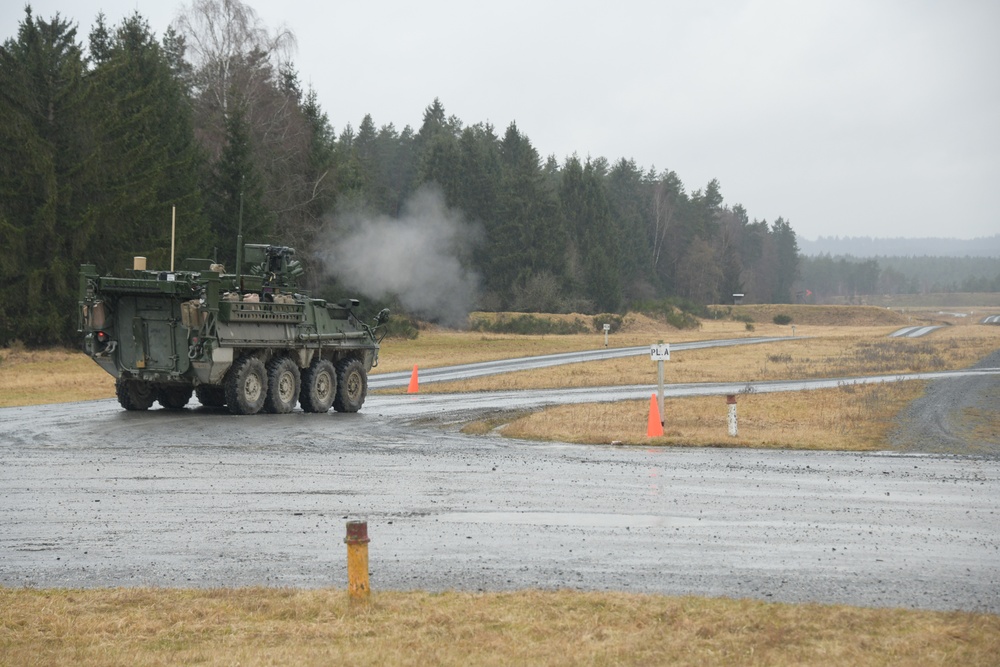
left=603, top=323, right=610, bottom=347
left=649, top=341, right=670, bottom=426
left=727, top=394, right=738, bottom=437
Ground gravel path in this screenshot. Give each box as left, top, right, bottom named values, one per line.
left=890, top=348, right=1000, bottom=457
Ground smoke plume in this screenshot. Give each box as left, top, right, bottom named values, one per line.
left=316, top=186, right=481, bottom=327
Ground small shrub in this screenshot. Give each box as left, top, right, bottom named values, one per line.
left=469, top=314, right=589, bottom=335
left=382, top=314, right=420, bottom=339
left=633, top=297, right=711, bottom=320
left=593, top=314, right=624, bottom=333
left=665, top=310, right=700, bottom=329
left=707, top=307, right=732, bottom=320
left=745, top=322, right=755, bottom=332
left=733, top=313, right=754, bottom=324
left=773, top=314, right=793, bottom=325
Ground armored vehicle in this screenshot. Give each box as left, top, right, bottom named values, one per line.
left=78, top=243, right=388, bottom=415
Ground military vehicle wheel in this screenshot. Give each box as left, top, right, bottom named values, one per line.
left=116, top=378, right=155, bottom=411
left=264, top=356, right=300, bottom=414
left=300, top=358, right=336, bottom=413
left=195, top=385, right=227, bottom=407
left=225, top=356, right=267, bottom=415
left=333, top=358, right=367, bottom=413
left=157, top=386, right=192, bottom=410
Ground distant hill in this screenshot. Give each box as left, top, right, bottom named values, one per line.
left=799, top=235, right=1000, bottom=258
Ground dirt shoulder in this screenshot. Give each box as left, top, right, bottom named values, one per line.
left=890, top=348, right=1000, bottom=457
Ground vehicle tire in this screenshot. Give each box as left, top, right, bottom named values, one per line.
left=264, top=356, right=300, bottom=414
left=116, top=377, right=155, bottom=411
left=300, top=358, right=336, bottom=413
left=224, top=355, right=267, bottom=415
left=333, top=358, right=367, bottom=413
left=157, top=386, right=192, bottom=410
left=195, top=385, right=227, bottom=408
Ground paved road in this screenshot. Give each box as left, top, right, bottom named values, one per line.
left=889, top=325, right=943, bottom=338
left=2, top=376, right=998, bottom=612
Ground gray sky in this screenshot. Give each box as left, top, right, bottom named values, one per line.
left=4, top=0, right=998, bottom=241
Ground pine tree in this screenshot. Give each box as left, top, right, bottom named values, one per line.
left=607, top=158, right=654, bottom=301
left=86, top=12, right=209, bottom=272
left=494, top=123, right=563, bottom=309
left=771, top=217, right=800, bottom=303
left=415, top=98, right=463, bottom=201
left=559, top=157, right=621, bottom=312
left=207, top=103, right=270, bottom=267
left=0, top=8, right=91, bottom=344
left=376, top=123, right=417, bottom=217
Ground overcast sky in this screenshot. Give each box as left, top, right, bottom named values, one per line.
left=4, top=0, right=998, bottom=241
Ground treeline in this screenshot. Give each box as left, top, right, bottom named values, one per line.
left=335, top=106, right=800, bottom=318
left=0, top=1, right=800, bottom=347
left=799, top=235, right=1000, bottom=258
left=800, top=255, right=1000, bottom=300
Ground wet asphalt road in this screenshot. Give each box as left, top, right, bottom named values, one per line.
left=2, top=391, right=998, bottom=613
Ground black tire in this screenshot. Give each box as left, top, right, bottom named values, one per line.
left=300, top=358, right=336, bottom=413
left=224, top=355, right=267, bottom=415
left=195, top=385, right=227, bottom=408
left=264, top=356, right=300, bottom=414
left=333, top=358, right=367, bottom=413
left=157, top=386, right=193, bottom=410
left=116, top=377, right=155, bottom=411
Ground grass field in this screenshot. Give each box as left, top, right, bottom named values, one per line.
left=379, top=311, right=999, bottom=451
left=2, top=588, right=998, bottom=667
left=2, top=305, right=998, bottom=665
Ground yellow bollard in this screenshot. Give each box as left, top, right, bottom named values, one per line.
left=345, top=520, right=371, bottom=603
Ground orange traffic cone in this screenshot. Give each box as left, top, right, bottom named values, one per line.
left=647, top=393, right=663, bottom=437
left=407, top=365, right=419, bottom=394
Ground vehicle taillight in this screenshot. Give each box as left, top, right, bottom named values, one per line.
left=97, top=331, right=109, bottom=343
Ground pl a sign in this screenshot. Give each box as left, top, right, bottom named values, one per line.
left=649, top=343, right=670, bottom=361
left=650, top=341, right=671, bottom=431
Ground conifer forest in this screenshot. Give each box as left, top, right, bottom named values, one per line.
left=9, top=2, right=991, bottom=346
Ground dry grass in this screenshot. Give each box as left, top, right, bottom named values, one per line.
left=403, top=324, right=999, bottom=394
left=959, top=382, right=1000, bottom=443
left=375, top=312, right=776, bottom=374
left=452, top=323, right=997, bottom=450
left=723, top=303, right=912, bottom=327
left=495, top=383, right=925, bottom=451
left=0, top=344, right=115, bottom=407
left=2, top=588, right=997, bottom=667
left=862, top=293, right=1000, bottom=308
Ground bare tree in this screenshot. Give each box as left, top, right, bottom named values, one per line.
left=174, top=0, right=333, bottom=253
left=174, top=0, right=295, bottom=121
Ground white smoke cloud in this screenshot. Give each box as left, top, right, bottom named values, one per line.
left=317, top=186, right=481, bottom=327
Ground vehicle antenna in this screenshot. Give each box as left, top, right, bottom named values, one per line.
left=170, top=205, right=176, bottom=272
left=235, top=176, right=244, bottom=290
